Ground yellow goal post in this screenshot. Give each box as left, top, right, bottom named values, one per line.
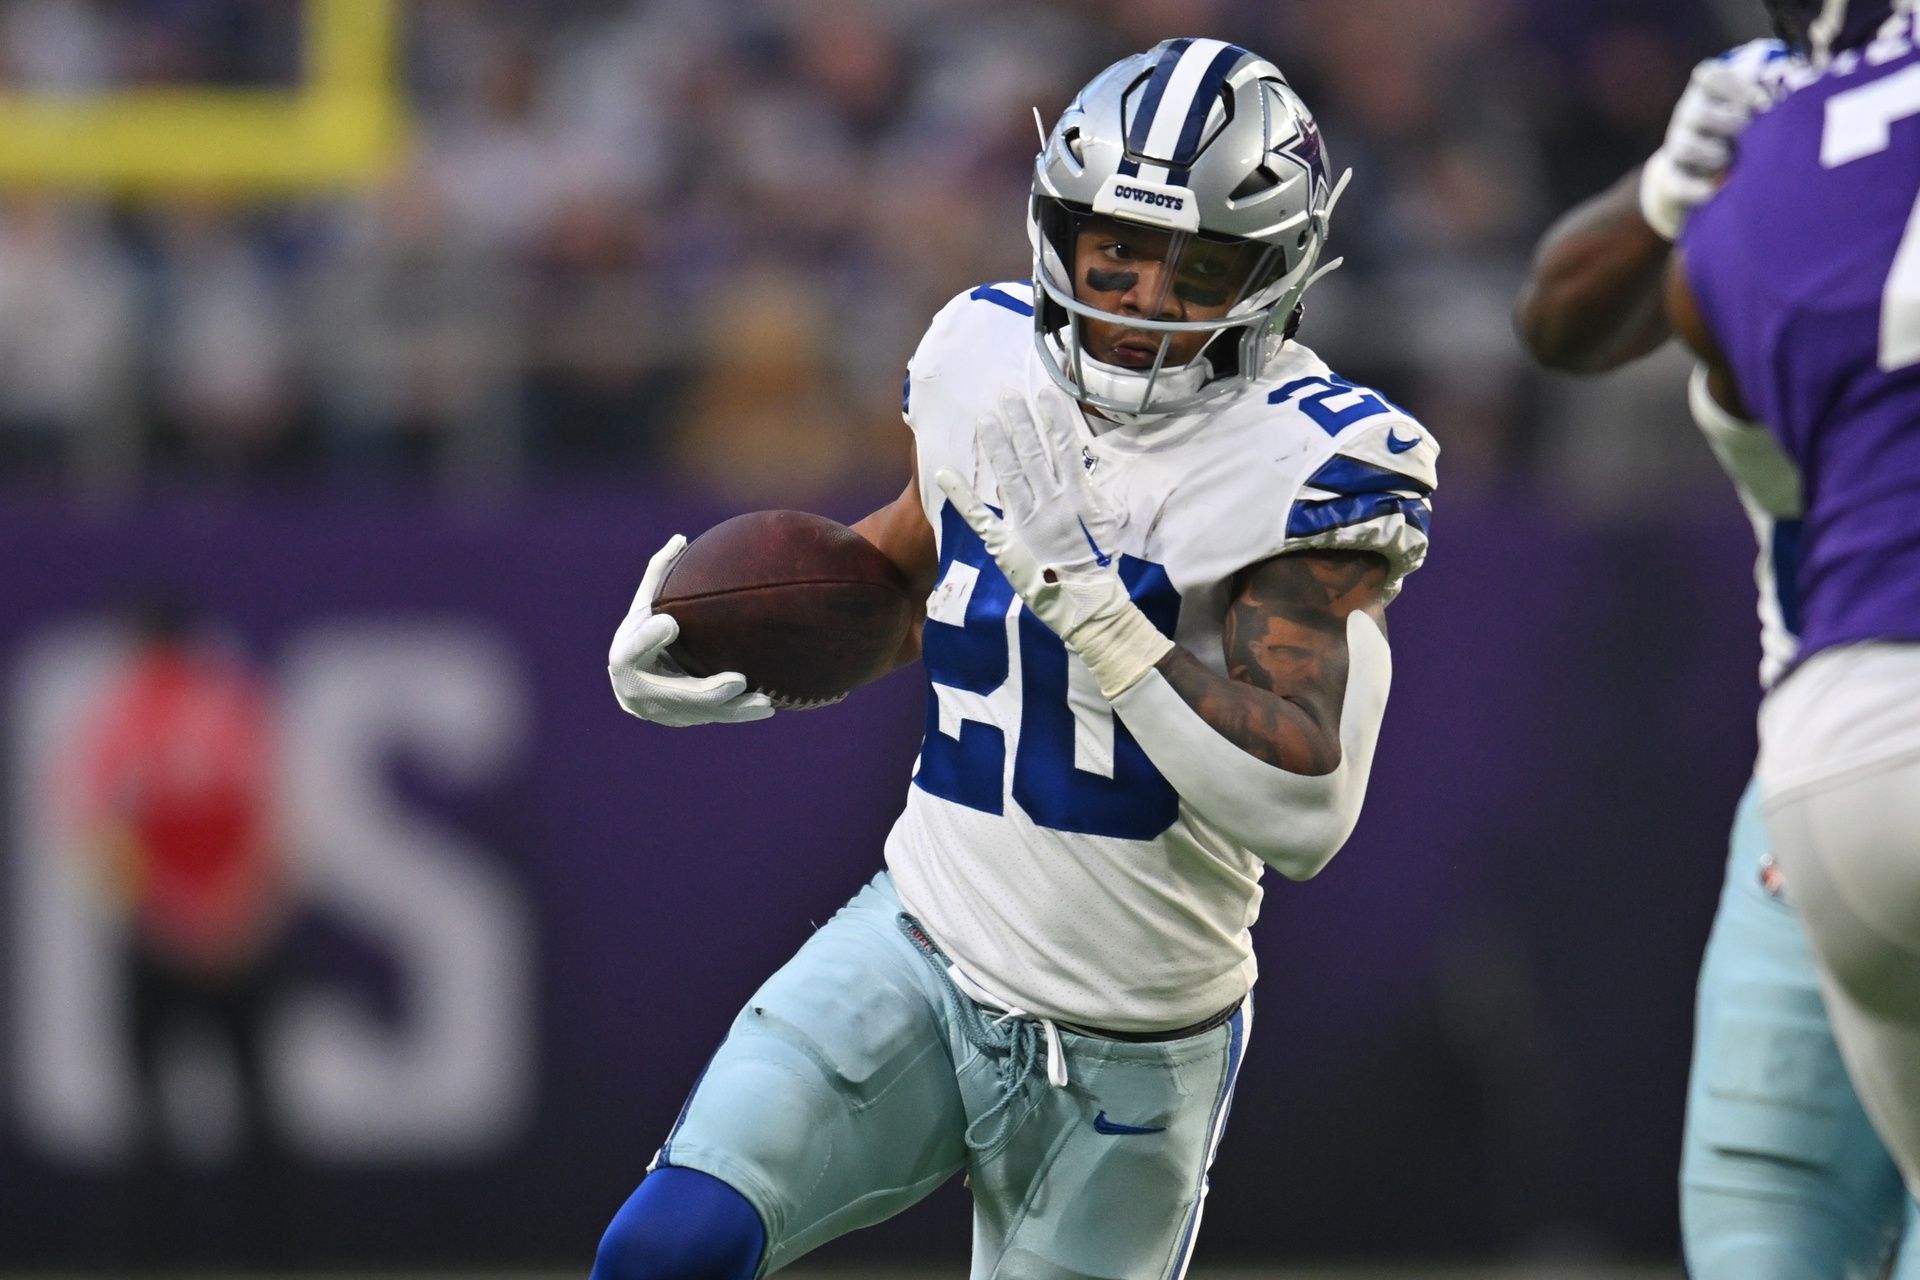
left=0, top=0, right=406, bottom=195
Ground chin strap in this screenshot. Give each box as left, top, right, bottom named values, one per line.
left=1046, top=327, right=1213, bottom=422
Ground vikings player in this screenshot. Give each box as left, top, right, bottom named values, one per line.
left=1516, top=29, right=1920, bottom=1279
left=597, top=39, right=1436, bottom=1279
left=1669, top=0, right=1920, bottom=1211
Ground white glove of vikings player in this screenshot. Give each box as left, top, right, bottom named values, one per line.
left=1640, top=40, right=1787, bottom=240
left=608, top=535, right=775, bottom=727
left=934, top=392, right=1173, bottom=700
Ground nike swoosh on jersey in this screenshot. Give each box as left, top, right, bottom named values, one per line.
left=1093, top=1110, right=1167, bottom=1136
left=1386, top=430, right=1422, bottom=454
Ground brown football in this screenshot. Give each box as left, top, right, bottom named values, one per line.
left=655, top=510, right=917, bottom=709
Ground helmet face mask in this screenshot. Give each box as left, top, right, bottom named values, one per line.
left=1035, top=201, right=1291, bottom=410
left=1028, top=38, right=1348, bottom=420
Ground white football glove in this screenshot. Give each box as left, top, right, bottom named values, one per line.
left=934, top=392, right=1173, bottom=700
left=608, top=535, right=775, bottom=727
left=1640, top=41, right=1788, bottom=240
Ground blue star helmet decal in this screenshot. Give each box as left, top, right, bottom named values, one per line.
left=1277, top=111, right=1330, bottom=208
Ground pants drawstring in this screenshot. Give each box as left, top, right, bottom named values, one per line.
left=981, top=982, right=1069, bottom=1089
left=898, top=913, right=1068, bottom=1153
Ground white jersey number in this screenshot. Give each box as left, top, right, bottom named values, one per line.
left=1823, top=62, right=1920, bottom=370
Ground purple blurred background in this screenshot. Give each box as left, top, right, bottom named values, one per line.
left=0, top=0, right=1784, bottom=1270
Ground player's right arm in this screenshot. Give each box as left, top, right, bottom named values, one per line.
left=851, top=450, right=939, bottom=673
left=1513, top=41, right=1785, bottom=373
left=609, top=451, right=937, bottom=727
left=607, top=536, right=777, bottom=727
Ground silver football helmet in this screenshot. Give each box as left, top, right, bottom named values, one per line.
left=1029, top=38, right=1350, bottom=419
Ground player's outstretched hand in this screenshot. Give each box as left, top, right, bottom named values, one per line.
left=1640, top=39, right=1787, bottom=240
left=938, top=391, right=1127, bottom=636
left=608, top=535, right=775, bottom=727
left=935, top=393, right=1172, bottom=700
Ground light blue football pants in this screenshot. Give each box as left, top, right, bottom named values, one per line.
left=651, top=872, right=1249, bottom=1279
left=1681, top=780, right=1920, bottom=1278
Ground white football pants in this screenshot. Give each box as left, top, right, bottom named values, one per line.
left=1761, top=642, right=1920, bottom=1198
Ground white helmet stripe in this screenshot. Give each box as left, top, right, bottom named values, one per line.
left=1141, top=38, right=1233, bottom=165
left=1030, top=40, right=1339, bottom=418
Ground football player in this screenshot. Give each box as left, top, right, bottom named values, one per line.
left=1667, top=0, right=1920, bottom=1227
left=598, top=39, right=1436, bottom=1279
left=1516, top=25, right=1920, bottom=1278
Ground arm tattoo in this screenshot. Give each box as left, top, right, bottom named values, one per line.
left=1153, top=551, right=1389, bottom=776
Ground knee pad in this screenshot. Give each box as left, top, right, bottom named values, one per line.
left=591, top=1166, right=766, bottom=1280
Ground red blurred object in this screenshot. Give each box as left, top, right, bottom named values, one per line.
left=69, top=640, right=284, bottom=974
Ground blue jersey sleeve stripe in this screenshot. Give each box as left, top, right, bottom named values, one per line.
left=901, top=370, right=912, bottom=416
left=1287, top=493, right=1433, bottom=539
left=1303, top=454, right=1433, bottom=499
left=968, top=283, right=1034, bottom=317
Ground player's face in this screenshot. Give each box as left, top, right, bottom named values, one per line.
left=1072, top=216, right=1262, bottom=370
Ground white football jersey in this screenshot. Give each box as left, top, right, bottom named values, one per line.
left=882, top=281, right=1439, bottom=1031
left=1687, top=367, right=1804, bottom=689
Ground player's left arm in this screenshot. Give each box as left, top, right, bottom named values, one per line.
left=1153, top=550, right=1389, bottom=775
left=1103, top=553, right=1395, bottom=881
left=937, top=393, right=1408, bottom=879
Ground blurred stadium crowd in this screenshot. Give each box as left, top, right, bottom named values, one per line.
left=0, top=0, right=1749, bottom=506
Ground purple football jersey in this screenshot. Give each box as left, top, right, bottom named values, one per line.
left=1684, top=22, right=1920, bottom=664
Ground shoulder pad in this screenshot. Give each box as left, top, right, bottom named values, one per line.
left=913, top=282, right=1034, bottom=369
left=1318, top=408, right=1438, bottom=494
left=960, top=280, right=1036, bottom=319
left=1277, top=398, right=1439, bottom=595
left=905, top=282, right=1036, bottom=429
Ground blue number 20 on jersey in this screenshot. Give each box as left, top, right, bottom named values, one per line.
left=914, top=501, right=1182, bottom=841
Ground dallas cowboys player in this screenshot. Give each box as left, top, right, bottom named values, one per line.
left=598, top=39, right=1436, bottom=1279
left=1516, top=29, right=1920, bottom=1278
left=1669, top=0, right=1920, bottom=1206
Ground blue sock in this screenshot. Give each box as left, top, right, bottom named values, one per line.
left=591, top=1166, right=766, bottom=1280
